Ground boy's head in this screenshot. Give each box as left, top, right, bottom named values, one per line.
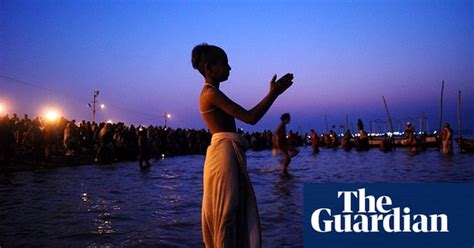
left=192, top=43, right=231, bottom=83
left=280, top=113, right=291, bottom=123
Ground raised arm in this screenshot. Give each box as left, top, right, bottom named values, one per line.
left=208, top=73, right=294, bottom=125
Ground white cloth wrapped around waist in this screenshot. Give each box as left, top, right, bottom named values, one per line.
left=202, top=132, right=261, bottom=248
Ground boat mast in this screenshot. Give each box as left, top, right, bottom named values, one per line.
left=438, top=81, right=444, bottom=133
left=420, top=112, right=425, bottom=133
left=437, top=81, right=445, bottom=152
left=382, top=96, right=394, bottom=133
left=345, top=114, right=349, bottom=132
left=325, top=114, right=329, bottom=133
left=458, top=90, right=462, bottom=138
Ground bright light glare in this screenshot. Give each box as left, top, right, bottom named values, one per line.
left=44, top=109, right=60, bottom=122
left=166, top=114, right=171, bottom=118
left=0, top=103, right=4, bottom=114
left=100, top=104, right=105, bottom=109
left=106, top=120, right=113, bottom=124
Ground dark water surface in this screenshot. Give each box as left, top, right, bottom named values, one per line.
left=1, top=148, right=473, bottom=247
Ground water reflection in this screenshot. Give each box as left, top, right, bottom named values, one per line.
left=0, top=148, right=472, bottom=247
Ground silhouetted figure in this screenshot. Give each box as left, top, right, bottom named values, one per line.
left=275, top=113, right=299, bottom=175
left=302, top=132, right=308, bottom=148
left=95, top=123, right=114, bottom=163
left=310, top=129, right=320, bottom=154
left=405, top=122, right=418, bottom=153
left=22, top=119, right=44, bottom=163
left=322, top=133, right=331, bottom=147
left=329, top=130, right=338, bottom=148
left=126, top=125, right=138, bottom=160
left=137, top=126, right=151, bottom=169
left=64, top=120, right=79, bottom=156
left=379, top=133, right=393, bottom=152
left=43, top=120, right=57, bottom=161
left=441, top=123, right=453, bottom=155
left=355, top=119, right=369, bottom=151
left=192, top=43, right=293, bottom=248
left=0, top=116, right=15, bottom=170
left=341, top=129, right=353, bottom=150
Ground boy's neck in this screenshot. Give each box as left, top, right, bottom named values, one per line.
left=205, top=79, right=220, bottom=88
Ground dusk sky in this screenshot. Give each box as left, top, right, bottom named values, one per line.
left=1, top=0, right=473, bottom=133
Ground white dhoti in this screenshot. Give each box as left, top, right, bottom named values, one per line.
left=202, top=132, right=261, bottom=248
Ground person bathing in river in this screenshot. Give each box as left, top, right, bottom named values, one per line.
left=405, top=122, right=418, bottom=153
left=192, top=44, right=294, bottom=248
left=341, top=129, right=353, bottom=150
left=310, top=129, right=320, bottom=154
left=329, top=130, right=338, bottom=148
left=440, top=122, right=453, bottom=155
left=275, top=113, right=300, bottom=176
left=355, top=119, right=369, bottom=151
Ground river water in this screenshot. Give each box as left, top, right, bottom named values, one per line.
left=1, top=148, right=473, bottom=247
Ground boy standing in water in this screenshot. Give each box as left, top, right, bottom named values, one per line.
left=275, top=113, right=299, bottom=175
left=192, top=44, right=293, bottom=248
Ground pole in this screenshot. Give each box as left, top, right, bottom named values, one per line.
left=92, top=90, right=99, bottom=123
left=420, top=112, right=425, bottom=133
left=164, top=112, right=167, bottom=127
left=92, top=96, right=96, bottom=123
left=382, top=96, right=394, bottom=133
left=437, top=81, right=445, bottom=152
left=345, top=114, right=349, bottom=132
left=458, top=90, right=462, bottom=138
left=438, top=81, right=444, bottom=133
left=325, top=114, right=329, bottom=133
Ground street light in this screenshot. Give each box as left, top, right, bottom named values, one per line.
left=100, top=103, right=105, bottom=109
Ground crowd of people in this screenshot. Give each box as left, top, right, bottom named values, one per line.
left=0, top=113, right=214, bottom=168
left=0, top=113, right=306, bottom=169
left=0, top=113, right=455, bottom=170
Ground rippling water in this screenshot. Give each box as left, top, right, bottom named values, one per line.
left=1, top=148, right=473, bottom=247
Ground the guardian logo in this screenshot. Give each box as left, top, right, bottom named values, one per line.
left=311, top=188, right=449, bottom=233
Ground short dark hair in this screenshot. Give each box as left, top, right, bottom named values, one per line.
left=280, top=113, right=290, bottom=121
left=191, top=43, right=226, bottom=76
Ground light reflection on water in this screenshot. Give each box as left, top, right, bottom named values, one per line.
left=0, top=148, right=473, bottom=247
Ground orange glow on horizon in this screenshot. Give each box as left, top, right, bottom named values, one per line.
left=44, top=108, right=61, bottom=122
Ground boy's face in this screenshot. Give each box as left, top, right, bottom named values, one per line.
left=207, top=53, right=231, bottom=83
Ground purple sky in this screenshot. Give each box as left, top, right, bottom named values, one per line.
left=1, top=0, right=473, bottom=133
